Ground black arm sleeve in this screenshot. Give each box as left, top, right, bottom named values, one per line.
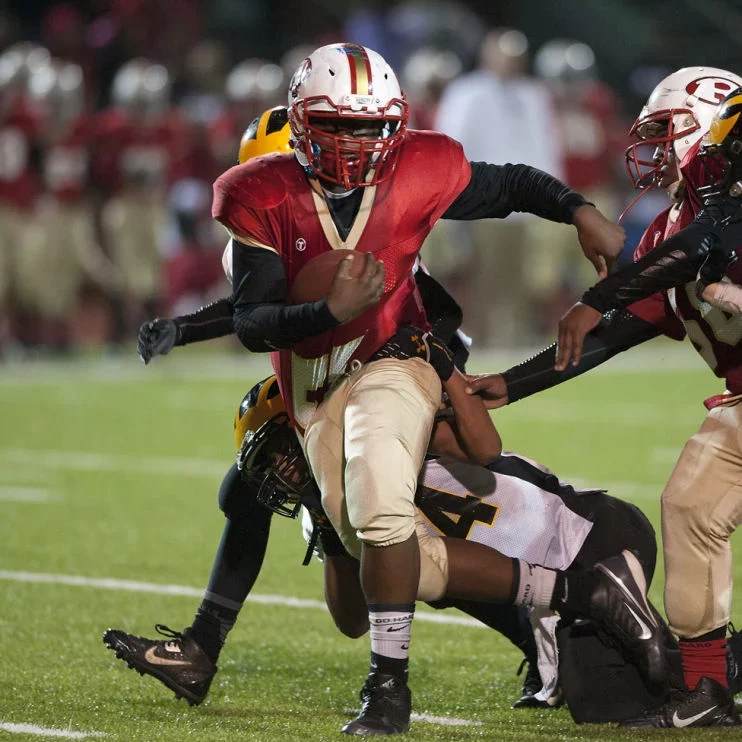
left=174, top=297, right=235, bottom=346
left=230, top=241, right=340, bottom=352
left=580, top=216, right=722, bottom=314
left=442, top=161, right=589, bottom=223
left=501, top=309, right=661, bottom=403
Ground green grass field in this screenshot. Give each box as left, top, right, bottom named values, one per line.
left=1, top=342, right=741, bottom=741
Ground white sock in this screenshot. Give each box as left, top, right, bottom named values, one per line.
left=513, top=560, right=557, bottom=609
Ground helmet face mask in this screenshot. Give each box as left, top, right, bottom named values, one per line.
left=287, top=43, right=409, bottom=189
left=625, top=109, right=695, bottom=189
left=238, top=412, right=313, bottom=519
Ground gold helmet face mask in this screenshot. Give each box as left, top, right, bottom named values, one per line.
left=238, top=105, right=292, bottom=165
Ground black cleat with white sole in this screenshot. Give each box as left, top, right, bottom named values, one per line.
left=341, top=673, right=412, bottom=736
left=620, top=676, right=740, bottom=728
left=103, top=624, right=216, bottom=705
left=588, top=550, right=666, bottom=689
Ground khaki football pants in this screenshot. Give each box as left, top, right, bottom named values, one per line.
left=18, top=203, right=118, bottom=318
left=0, top=205, right=26, bottom=307
left=102, top=193, right=165, bottom=302
left=662, top=398, right=742, bottom=638
left=303, top=357, right=444, bottom=597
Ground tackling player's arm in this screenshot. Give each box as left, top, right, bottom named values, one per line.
left=430, top=369, right=502, bottom=465
left=442, top=161, right=625, bottom=277
left=555, top=213, right=742, bottom=368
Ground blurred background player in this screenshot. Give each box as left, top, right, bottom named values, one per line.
left=433, top=27, right=564, bottom=347
left=529, top=38, right=628, bottom=332
left=93, top=57, right=185, bottom=344
left=0, top=42, right=46, bottom=353
left=15, top=58, right=120, bottom=351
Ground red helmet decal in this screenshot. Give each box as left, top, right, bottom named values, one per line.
left=685, top=77, right=735, bottom=105
left=289, top=58, right=312, bottom=101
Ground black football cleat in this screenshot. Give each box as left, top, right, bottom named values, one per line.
left=588, top=550, right=666, bottom=690
left=512, top=660, right=544, bottom=709
left=620, top=676, right=740, bottom=728
left=341, top=673, right=411, bottom=736
left=103, top=624, right=216, bottom=706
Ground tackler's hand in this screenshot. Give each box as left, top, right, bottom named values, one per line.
left=555, top=302, right=602, bottom=371
left=137, top=318, right=179, bottom=365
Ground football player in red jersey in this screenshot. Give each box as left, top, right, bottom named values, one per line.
left=468, top=76, right=742, bottom=728
left=211, top=42, right=630, bottom=735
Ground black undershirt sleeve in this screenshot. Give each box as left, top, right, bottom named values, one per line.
left=580, top=213, right=733, bottom=314
left=174, top=297, right=235, bottom=346
left=442, top=161, right=589, bottom=223
left=501, top=310, right=661, bottom=403
left=230, top=240, right=339, bottom=352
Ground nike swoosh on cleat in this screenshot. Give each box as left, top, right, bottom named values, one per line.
left=672, top=706, right=719, bottom=727
left=143, top=647, right=192, bottom=666
left=624, top=602, right=653, bottom=640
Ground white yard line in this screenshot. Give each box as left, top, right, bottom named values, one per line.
left=0, top=570, right=482, bottom=628
left=0, top=722, right=106, bottom=739
left=0, top=487, right=59, bottom=503
left=0, top=448, right=226, bottom=479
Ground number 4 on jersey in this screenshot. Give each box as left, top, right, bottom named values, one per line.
left=416, top=485, right=498, bottom=539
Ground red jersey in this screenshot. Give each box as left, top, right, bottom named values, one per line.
left=630, top=162, right=742, bottom=396
left=554, top=81, right=627, bottom=193
left=42, top=116, right=94, bottom=204
left=213, top=130, right=472, bottom=429
left=93, top=108, right=188, bottom=194
left=0, top=99, right=40, bottom=211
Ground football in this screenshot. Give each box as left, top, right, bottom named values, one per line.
left=289, top=249, right=366, bottom=304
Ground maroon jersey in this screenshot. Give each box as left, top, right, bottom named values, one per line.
left=0, top=99, right=40, bottom=211
left=556, top=81, right=627, bottom=193
left=213, top=130, right=472, bottom=430
left=42, top=115, right=94, bottom=204
left=631, top=163, right=742, bottom=396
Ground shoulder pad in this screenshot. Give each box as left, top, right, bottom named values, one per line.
left=214, top=155, right=294, bottom=211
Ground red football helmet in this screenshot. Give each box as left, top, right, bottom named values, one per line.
left=625, top=66, right=742, bottom=189
left=287, top=43, right=408, bottom=189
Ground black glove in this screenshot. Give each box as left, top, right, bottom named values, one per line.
left=137, top=318, right=180, bottom=365
left=696, top=237, right=739, bottom=301
left=370, top=324, right=455, bottom=381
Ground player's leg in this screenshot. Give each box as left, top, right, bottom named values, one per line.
left=328, top=357, right=440, bottom=736
left=621, top=402, right=742, bottom=728
left=437, top=535, right=667, bottom=690
left=103, top=464, right=273, bottom=705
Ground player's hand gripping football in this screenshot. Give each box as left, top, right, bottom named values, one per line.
left=573, top=204, right=626, bottom=279
left=555, top=302, right=602, bottom=370
left=326, top=252, right=385, bottom=323
left=463, top=373, right=509, bottom=409
left=137, top=318, right=180, bottom=365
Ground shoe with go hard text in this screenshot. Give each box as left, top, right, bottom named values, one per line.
left=341, top=673, right=412, bottom=736
left=588, top=549, right=667, bottom=690
left=103, top=624, right=216, bottom=706
left=620, top=676, right=740, bottom=728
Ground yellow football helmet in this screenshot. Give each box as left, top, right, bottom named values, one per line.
left=700, top=87, right=742, bottom=197
left=234, top=376, right=311, bottom=518
left=238, top=105, right=292, bottom=165
left=233, top=375, right=285, bottom=448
